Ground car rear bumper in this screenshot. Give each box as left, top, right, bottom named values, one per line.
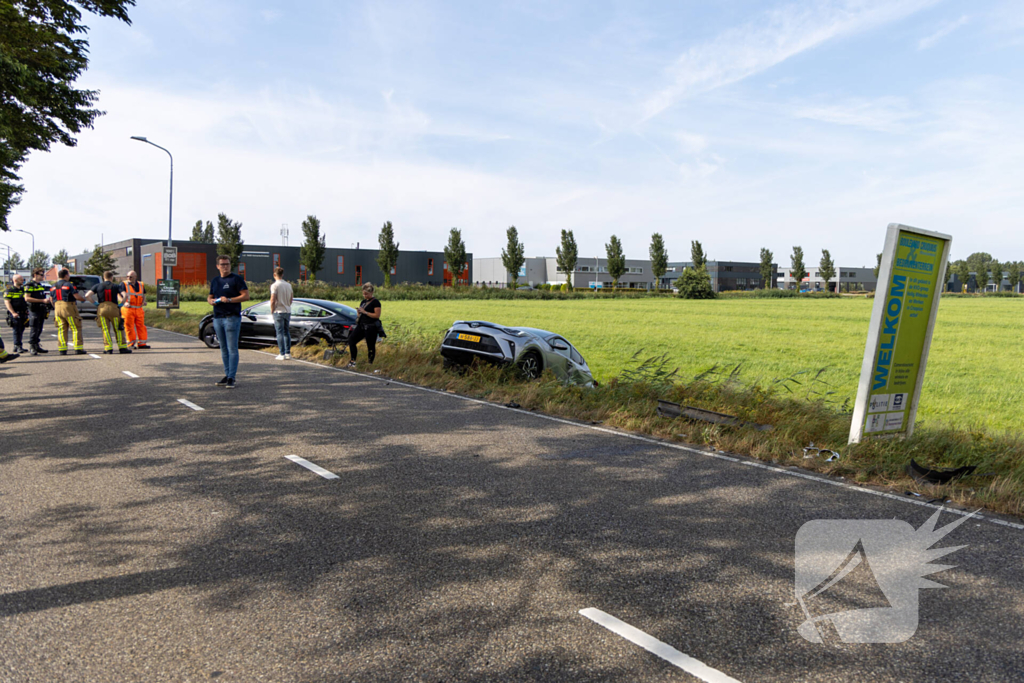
left=440, top=345, right=509, bottom=366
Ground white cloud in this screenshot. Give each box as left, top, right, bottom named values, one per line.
left=260, top=9, right=282, bottom=24
left=641, top=0, right=938, bottom=120
left=918, top=15, right=969, bottom=50
left=794, top=96, right=918, bottom=132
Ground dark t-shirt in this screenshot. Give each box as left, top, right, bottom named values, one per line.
left=356, top=297, right=381, bottom=326
left=52, top=279, right=78, bottom=303
left=91, top=281, right=121, bottom=305
left=4, top=284, right=28, bottom=313
left=210, top=274, right=248, bottom=318
left=24, top=281, right=48, bottom=312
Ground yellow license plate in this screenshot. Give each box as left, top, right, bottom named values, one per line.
left=457, top=333, right=481, bottom=343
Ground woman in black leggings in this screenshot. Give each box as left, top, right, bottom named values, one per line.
left=347, top=283, right=381, bottom=367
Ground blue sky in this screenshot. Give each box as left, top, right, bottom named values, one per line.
left=9, top=0, right=1024, bottom=267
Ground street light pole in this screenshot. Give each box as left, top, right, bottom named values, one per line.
left=14, top=229, right=34, bottom=266
left=0, top=242, right=12, bottom=285
left=131, top=136, right=173, bottom=318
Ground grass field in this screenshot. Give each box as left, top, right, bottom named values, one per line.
left=173, top=297, right=1023, bottom=432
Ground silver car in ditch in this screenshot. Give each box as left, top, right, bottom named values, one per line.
left=440, top=320, right=595, bottom=387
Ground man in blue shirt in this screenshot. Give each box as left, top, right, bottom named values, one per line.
left=207, top=255, right=249, bottom=388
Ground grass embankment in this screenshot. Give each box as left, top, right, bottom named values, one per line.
left=147, top=297, right=1024, bottom=518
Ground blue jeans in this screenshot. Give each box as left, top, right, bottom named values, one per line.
left=273, top=312, right=291, bottom=354
left=213, top=315, right=241, bottom=379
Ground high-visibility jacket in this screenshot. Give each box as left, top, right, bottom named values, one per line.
left=125, top=281, right=145, bottom=308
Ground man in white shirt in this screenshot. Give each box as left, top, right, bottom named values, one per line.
left=270, top=267, right=294, bottom=359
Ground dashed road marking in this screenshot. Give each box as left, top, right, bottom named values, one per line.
left=285, top=455, right=339, bottom=480
left=177, top=398, right=204, bottom=412
left=123, top=371, right=139, bottom=378
left=580, top=608, right=742, bottom=683
left=89, top=353, right=102, bottom=359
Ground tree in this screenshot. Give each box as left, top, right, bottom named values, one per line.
left=555, top=229, right=578, bottom=290
left=955, top=260, right=971, bottom=292
left=300, top=214, right=326, bottom=280
left=649, top=233, right=668, bottom=290
left=1, top=1, right=135, bottom=232
left=759, top=248, right=774, bottom=290
left=790, top=246, right=807, bottom=291
left=500, top=225, right=525, bottom=288
left=3, top=252, right=25, bottom=272
left=216, top=212, right=244, bottom=270
left=1009, top=262, right=1021, bottom=293
left=53, top=249, right=70, bottom=267
left=443, top=228, right=468, bottom=286
left=819, top=249, right=836, bottom=293
left=26, top=250, right=49, bottom=270
left=190, top=220, right=214, bottom=243
left=83, top=244, right=116, bottom=275
left=375, top=220, right=399, bottom=287
left=605, top=235, right=626, bottom=288
left=690, top=240, right=707, bottom=270
left=873, top=252, right=882, bottom=278
left=676, top=267, right=716, bottom=299
left=990, top=261, right=1003, bottom=292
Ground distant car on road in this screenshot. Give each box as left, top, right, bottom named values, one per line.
left=440, top=320, right=595, bottom=386
left=198, top=298, right=357, bottom=349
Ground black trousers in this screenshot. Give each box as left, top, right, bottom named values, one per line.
left=348, top=324, right=378, bottom=363
left=10, top=311, right=27, bottom=348
left=28, top=309, right=45, bottom=348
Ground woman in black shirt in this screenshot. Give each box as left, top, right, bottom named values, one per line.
left=347, top=283, right=381, bottom=367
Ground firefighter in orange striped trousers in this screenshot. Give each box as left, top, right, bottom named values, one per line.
left=121, top=271, right=149, bottom=349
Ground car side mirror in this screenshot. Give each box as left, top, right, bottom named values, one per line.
left=245, top=314, right=257, bottom=320
left=552, top=341, right=568, bottom=350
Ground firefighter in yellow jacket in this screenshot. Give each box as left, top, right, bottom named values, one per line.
left=88, top=271, right=132, bottom=354
left=121, top=270, right=149, bottom=349
left=51, top=268, right=86, bottom=355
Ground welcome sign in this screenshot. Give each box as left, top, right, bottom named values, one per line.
left=849, top=224, right=951, bottom=443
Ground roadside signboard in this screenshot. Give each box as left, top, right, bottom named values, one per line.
left=162, top=246, right=178, bottom=267
left=849, top=223, right=951, bottom=443
left=156, top=278, right=180, bottom=310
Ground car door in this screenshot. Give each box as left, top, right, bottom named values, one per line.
left=289, top=301, right=329, bottom=341
left=241, top=302, right=273, bottom=342
left=546, top=336, right=574, bottom=380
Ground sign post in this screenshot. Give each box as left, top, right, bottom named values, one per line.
left=849, top=223, right=951, bottom=443
left=156, top=278, right=180, bottom=310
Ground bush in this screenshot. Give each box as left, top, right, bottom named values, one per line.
left=718, top=289, right=842, bottom=299
left=676, top=268, right=716, bottom=299
left=561, top=282, right=572, bottom=292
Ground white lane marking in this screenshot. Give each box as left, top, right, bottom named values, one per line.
left=285, top=455, right=340, bottom=480
left=50, top=334, right=58, bottom=338
left=580, top=609, right=742, bottom=683
left=123, top=371, right=139, bottom=378
left=177, top=398, right=204, bottom=412
left=89, top=353, right=102, bottom=359
left=147, top=327, right=1024, bottom=532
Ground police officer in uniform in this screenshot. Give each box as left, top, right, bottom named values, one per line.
left=3, top=274, right=29, bottom=353
left=24, top=268, right=50, bottom=355
left=52, top=268, right=87, bottom=355
left=88, top=271, right=131, bottom=354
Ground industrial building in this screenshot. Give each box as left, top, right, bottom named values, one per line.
left=776, top=266, right=878, bottom=292
left=69, top=239, right=470, bottom=286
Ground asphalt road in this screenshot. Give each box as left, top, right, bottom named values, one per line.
left=1, top=323, right=1023, bottom=683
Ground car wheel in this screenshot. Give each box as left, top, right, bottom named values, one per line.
left=517, top=351, right=542, bottom=380
left=443, top=356, right=467, bottom=374
left=201, top=324, right=220, bottom=349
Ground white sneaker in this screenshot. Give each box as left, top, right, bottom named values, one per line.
left=275, top=354, right=285, bottom=360
left=284, top=354, right=291, bottom=359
